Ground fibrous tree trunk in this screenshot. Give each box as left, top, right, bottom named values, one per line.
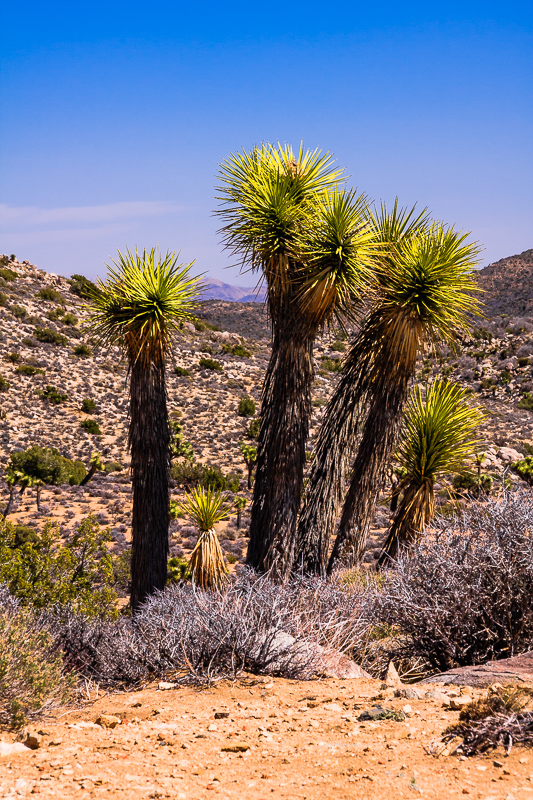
left=80, top=466, right=97, bottom=487
left=378, top=480, right=433, bottom=568
left=246, top=310, right=314, bottom=581
left=2, top=485, right=16, bottom=518
left=129, top=359, right=170, bottom=612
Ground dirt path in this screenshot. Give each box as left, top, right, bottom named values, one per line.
left=2, top=677, right=532, bottom=799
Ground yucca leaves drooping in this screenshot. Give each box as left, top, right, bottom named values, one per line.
left=217, top=143, right=373, bottom=579
left=378, top=380, right=484, bottom=566
left=88, top=248, right=202, bottom=610
left=326, top=213, right=482, bottom=573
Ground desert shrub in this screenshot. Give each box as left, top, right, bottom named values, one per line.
left=68, top=273, right=99, bottom=299
left=377, top=493, right=533, bottom=672
left=193, top=317, right=220, bottom=332
left=43, top=572, right=373, bottom=687
left=22, top=337, right=37, bottom=347
left=518, top=357, right=530, bottom=368
left=36, top=287, right=65, bottom=303
left=171, top=461, right=239, bottom=491
left=452, top=471, right=493, bottom=497
left=222, top=343, right=251, bottom=357
left=80, top=418, right=102, bottom=435
left=320, top=356, right=342, bottom=372
left=499, top=369, right=512, bottom=384
left=0, top=516, right=118, bottom=618
left=173, top=365, right=191, bottom=377
left=0, top=600, right=74, bottom=728
left=5, top=352, right=21, bottom=363
left=47, top=308, right=64, bottom=321
left=167, top=557, right=190, bottom=583
left=34, top=327, right=68, bottom=346
left=238, top=394, right=256, bottom=417
left=518, top=392, right=533, bottom=411
left=169, top=420, right=194, bottom=462
left=199, top=357, right=222, bottom=371
left=511, top=455, right=533, bottom=484
left=103, top=461, right=124, bottom=473
left=7, top=445, right=87, bottom=487
left=0, top=292, right=7, bottom=306
left=15, top=364, right=44, bottom=376
left=0, top=374, right=10, bottom=391
left=61, top=312, right=78, bottom=326
left=0, top=267, right=17, bottom=281
left=81, top=397, right=97, bottom=413
left=40, top=385, right=68, bottom=404
left=246, top=417, right=261, bottom=439
left=10, top=304, right=27, bottom=319
left=331, top=340, right=346, bottom=352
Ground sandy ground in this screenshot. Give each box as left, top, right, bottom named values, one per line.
left=2, top=677, right=532, bottom=800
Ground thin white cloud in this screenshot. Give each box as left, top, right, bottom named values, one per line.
left=0, top=201, right=187, bottom=230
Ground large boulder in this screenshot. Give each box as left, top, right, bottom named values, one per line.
left=426, top=651, right=533, bottom=687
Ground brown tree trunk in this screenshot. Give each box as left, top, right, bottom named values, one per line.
left=2, top=485, right=16, bottom=518
left=246, top=313, right=314, bottom=581
left=129, top=359, right=170, bottom=612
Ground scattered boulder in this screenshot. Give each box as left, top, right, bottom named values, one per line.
left=427, top=650, right=533, bottom=687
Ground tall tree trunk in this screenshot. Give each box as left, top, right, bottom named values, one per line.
left=80, top=466, right=97, bottom=487
left=327, top=373, right=412, bottom=573
left=36, top=485, right=41, bottom=512
left=246, top=315, right=314, bottom=581
left=129, top=359, right=170, bottom=612
left=2, top=485, right=16, bottom=518
left=293, top=344, right=373, bottom=577
left=378, top=481, right=433, bottom=568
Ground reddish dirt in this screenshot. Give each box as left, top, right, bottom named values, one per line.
left=2, top=677, right=533, bottom=799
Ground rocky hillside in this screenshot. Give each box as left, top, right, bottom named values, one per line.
left=0, top=249, right=532, bottom=567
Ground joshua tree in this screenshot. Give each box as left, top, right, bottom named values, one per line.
left=239, top=442, right=257, bottom=490
left=377, top=380, right=484, bottom=566
left=217, top=144, right=373, bottom=578
left=327, top=220, right=481, bottom=573
left=234, top=495, right=247, bottom=528
left=88, top=248, right=201, bottom=610
left=80, top=451, right=104, bottom=486
left=181, top=485, right=232, bottom=590
left=2, top=467, right=22, bottom=517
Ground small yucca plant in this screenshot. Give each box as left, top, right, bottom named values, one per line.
left=378, top=379, right=485, bottom=567
left=181, top=486, right=232, bottom=590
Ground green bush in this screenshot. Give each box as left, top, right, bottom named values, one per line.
left=0, top=292, right=7, bottom=306
left=169, top=420, right=195, bottom=462
left=47, top=308, right=64, bottom=321
left=34, top=328, right=68, bottom=346
left=199, top=357, right=223, bottom=371
left=10, top=304, right=27, bottom=319
left=320, top=356, right=342, bottom=372
left=61, top=312, right=78, bottom=326
left=518, top=392, right=533, bottom=411
left=0, top=610, right=74, bottom=728
left=238, top=395, right=256, bottom=417
left=222, top=343, right=251, bottom=357
left=0, top=267, right=17, bottom=281
left=331, top=340, right=346, bottom=352
left=5, top=352, right=21, bottom=363
left=36, top=287, right=65, bottom=303
left=511, top=456, right=533, bottom=485
left=0, top=515, right=118, bottom=618
left=499, top=369, right=512, bottom=384
left=452, top=471, right=493, bottom=497
left=81, top=397, right=97, bottom=413
left=15, top=364, right=44, bottom=376
left=193, top=318, right=220, bottom=332
left=103, top=461, right=124, bottom=473
left=40, top=385, right=68, bottom=404
left=174, top=365, right=191, bottom=377
left=8, top=445, right=87, bottom=486
left=167, top=556, right=190, bottom=583
left=80, top=418, right=102, bottom=435
left=518, top=357, right=530, bottom=368
left=0, top=374, right=10, bottom=391
left=171, top=461, right=239, bottom=491
left=73, top=343, right=92, bottom=357
left=246, top=417, right=261, bottom=439
left=68, top=273, right=99, bottom=299
left=22, top=337, right=37, bottom=348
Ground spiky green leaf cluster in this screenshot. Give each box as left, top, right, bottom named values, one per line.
left=398, top=380, right=485, bottom=483
left=179, top=485, right=232, bottom=532
left=87, top=248, right=203, bottom=365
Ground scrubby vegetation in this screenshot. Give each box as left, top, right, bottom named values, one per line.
left=199, top=356, right=223, bottom=371
left=80, top=418, right=102, bottom=435
left=238, top=394, right=256, bottom=417
left=33, top=327, right=68, bottom=346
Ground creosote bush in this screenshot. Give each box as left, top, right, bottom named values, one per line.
left=81, top=397, right=97, bottom=413
left=39, top=385, right=68, bottom=404
left=0, top=374, right=10, bottom=391
left=80, top=418, right=102, bottom=436
left=238, top=394, right=256, bottom=417
left=15, top=364, right=44, bottom=376
left=73, top=343, right=92, bottom=357
left=199, top=357, right=223, bottom=371
left=0, top=267, right=17, bottom=281
left=377, top=493, right=533, bottom=673
left=36, top=287, right=65, bottom=303
left=34, top=328, right=68, bottom=346
left=173, top=365, right=191, bottom=377
left=10, top=304, right=27, bottom=319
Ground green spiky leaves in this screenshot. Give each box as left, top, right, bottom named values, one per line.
left=398, top=380, right=485, bottom=484
left=87, top=248, right=203, bottom=366
left=180, top=485, right=232, bottom=533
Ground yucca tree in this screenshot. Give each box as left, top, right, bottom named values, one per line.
left=88, top=248, right=202, bottom=610
left=80, top=451, right=104, bottom=487
left=217, top=144, right=373, bottom=579
left=181, top=485, right=232, bottom=590
left=378, top=380, right=484, bottom=567
left=326, top=216, right=482, bottom=573
left=294, top=203, right=430, bottom=576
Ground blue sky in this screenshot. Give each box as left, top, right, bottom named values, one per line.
left=1, top=2, right=532, bottom=282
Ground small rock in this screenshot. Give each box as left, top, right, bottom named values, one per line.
left=221, top=742, right=250, bottom=752
left=207, top=724, right=217, bottom=732
left=23, top=732, right=42, bottom=750
left=401, top=704, right=414, bottom=716
left=0, top=741, right=30, bottom=757
left=493, top=760, right=504, bottom=768
left=395, top=687, right=422, bottom=700
left=385, top=661, right=402, bottom=686
left=214, top=712, right=229, bottom=719
left=158, top=682, right=177, bottom=691
left=449, top=696, right=472, bottom=710
left=96, top=715, right=121, bottom=729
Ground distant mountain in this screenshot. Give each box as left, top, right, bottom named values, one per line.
left=476, top=248, right=533, bottom=318
left=203, top=278, right=265, bottom=303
